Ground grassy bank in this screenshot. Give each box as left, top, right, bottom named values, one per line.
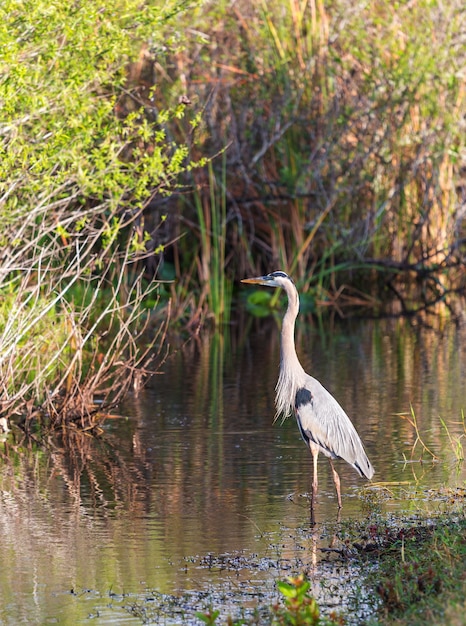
left=368, top=511, right=466, bottom=625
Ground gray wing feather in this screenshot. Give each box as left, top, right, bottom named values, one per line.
left=295, top=375, right=374, bottom=479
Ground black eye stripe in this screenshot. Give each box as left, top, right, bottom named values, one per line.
left=268, top=271, right=295, bottom=284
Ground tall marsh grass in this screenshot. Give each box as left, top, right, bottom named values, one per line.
left=193, top=158, right=232, bottom=326
left=152, top=0, right=465, bottom=321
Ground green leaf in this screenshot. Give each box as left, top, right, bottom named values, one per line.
left=276, top=581, right=298, bottom=598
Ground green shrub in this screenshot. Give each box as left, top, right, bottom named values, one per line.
left=0, top=0, right=203, bottom=428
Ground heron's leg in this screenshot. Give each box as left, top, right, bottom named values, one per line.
left=328, top=458, right=342, bottom=509
left=309, top=443, right=319, bottom=509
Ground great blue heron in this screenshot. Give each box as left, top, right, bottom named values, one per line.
left=242, top=271, right=374, bottom=508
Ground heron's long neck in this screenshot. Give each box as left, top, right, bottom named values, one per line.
left=275, top=287, right=306, bottom=418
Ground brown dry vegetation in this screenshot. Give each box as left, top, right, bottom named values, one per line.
left=137, top=0, right=466, bottom=317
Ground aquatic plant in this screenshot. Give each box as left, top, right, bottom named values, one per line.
left=399, top=405, right=439, bottom=462
left=195, top=574, right=342, bottom=625
left=191, top=157, right=233, bottom=326
left=398, top=406, right=466, bottom=474
left=439, top=411, right=465, bottom=463
left=272, top=575, right=342, bottom=625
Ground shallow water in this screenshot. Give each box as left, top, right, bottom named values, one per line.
left=0, top=311, right=465, bottom=624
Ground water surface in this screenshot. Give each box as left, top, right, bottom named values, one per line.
left=0, top=312, right=465, bottom=624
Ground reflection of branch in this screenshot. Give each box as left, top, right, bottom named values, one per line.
left=0, top=428, right=153, bottom=524
left=45, top=429, right=150, bottom=514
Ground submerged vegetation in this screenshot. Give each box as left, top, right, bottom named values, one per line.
left=176, top=484, right=466, bottom=625
left=124, top=501, right=466, bottom=625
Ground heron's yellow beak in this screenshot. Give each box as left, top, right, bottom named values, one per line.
left=241, top=276, right=274, bottom=287
left=241, top=275, right=279, bottom=288
left=241, top=277, right=263, bottom=284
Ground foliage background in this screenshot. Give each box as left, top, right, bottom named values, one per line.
left=0, top=0, right=202, bottom=425
left=156, top=0, right=465, bottom=317
left=0, top=0, right=465, bottom=424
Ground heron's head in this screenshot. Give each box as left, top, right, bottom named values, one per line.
left=241, top=271, right=294, bottom=289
